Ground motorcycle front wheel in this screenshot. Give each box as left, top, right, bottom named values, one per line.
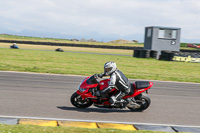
left=128, top=93, right=151, bottom=111
left=70, top=92, right=93, bottom=108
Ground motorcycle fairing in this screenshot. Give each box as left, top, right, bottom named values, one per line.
left=80, top=76, right=98, bottom=89
left=77, top=76, right=98, bottom=100
left=99, top=79, right=110, bottom=90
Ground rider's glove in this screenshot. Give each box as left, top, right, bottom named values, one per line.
left=98, top=73, right=104, bottom=78
left=94, top=74, right=99, bottom=79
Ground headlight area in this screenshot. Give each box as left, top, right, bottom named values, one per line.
left=79, top=86, right=87, bottom=92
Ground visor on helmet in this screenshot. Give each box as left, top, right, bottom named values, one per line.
left=104, top=68, right=112, bottom=73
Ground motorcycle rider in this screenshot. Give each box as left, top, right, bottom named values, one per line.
left=95, top=61, right=131, bottom=106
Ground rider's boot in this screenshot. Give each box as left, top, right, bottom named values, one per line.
left=109, top=96, right=117, bottom=106
left=126, top=97, right=137, bottom=108
left=109, top=96, right=127, bottom=107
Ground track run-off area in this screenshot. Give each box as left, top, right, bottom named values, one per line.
left=0, top=71, right=200, bottom=128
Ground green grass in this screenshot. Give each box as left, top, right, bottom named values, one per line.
left=0, top=124, right=170, bottom=133
left=0, top=48, right=199, bottom=83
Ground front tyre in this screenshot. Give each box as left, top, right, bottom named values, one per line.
left=70, top=92, right=93, bottom=108
left=128, top=93, right=151, bottom=111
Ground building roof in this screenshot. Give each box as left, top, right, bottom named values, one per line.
left=146, top=26, right=181, bottom=30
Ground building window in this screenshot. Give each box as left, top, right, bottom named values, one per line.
left=158, top=29, right=177, bottom=39
left=147, top=28, right=152, bottom=38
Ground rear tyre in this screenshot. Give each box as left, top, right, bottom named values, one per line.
left=70, top=92, right=93, bottom=108
left=128, top=93, right=151, bottom=111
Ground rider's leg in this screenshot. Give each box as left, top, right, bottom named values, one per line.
left=109, top=91, right=126, bottom=106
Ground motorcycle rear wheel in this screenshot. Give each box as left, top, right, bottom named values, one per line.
left=128, top=93, right=151, bottom=111
left=70, top=92, right=93, bottom=108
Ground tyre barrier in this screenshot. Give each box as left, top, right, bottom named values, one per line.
left=150, top=50, right=158, bottom=59
left=180, top=49, right=200, bottom=53
left=0, top=117, right=200, bottom=132
left=133, top=49, right=157, bottom=59
left=139, top=50, right=150, bottom=58
left=55, top=48, right=64, bottom=52
left=133, top=49, right=200, bottom=63
left=160, top=51, right=200, bottom=63
left=133, top=49, right=140, bottom=57
left=172, top=52, right=200, bottom=63
left=160, top=50, right=176, bottom=61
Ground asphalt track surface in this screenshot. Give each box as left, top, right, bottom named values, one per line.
left=0, top=71, right=200, bottom=127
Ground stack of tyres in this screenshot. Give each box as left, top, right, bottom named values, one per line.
left=191, top=53, right=200, bottom=58
left=150, top=50, right=158, bottom=59
left=160, top=51, right=170, bottom=61
left=139, top=50, right=151, bottom=58
left=133, top=49, right=158, bottom=58
left=160, top=51, right=175, bottom=61
left=133, top=49, right=140, bottom=57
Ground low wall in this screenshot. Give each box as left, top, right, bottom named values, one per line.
left=172, top=54, right=200, bottom=63
left=160, top=51, right=200, bottom=63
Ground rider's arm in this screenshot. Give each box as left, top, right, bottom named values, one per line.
left=98, top=73, right=105, bottom=78
left=101, top=73, right=116, bottom=94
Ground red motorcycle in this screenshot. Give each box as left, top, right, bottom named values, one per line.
left=71, top=74, right=153, bottom=111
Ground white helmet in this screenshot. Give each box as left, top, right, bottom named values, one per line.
left=104, top=61, right=117, bottom=75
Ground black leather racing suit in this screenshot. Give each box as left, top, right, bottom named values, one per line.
left=101, top=69, right=131, bottom=105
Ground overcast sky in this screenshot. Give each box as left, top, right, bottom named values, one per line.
left=0, top=0, right=199, bottom=42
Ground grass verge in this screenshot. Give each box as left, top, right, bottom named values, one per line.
left=0, top=47, right=199, bottom=83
